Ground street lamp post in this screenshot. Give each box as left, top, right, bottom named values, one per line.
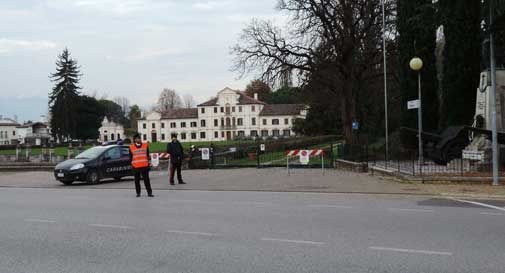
left=488, top=0, right=499, bottom=186
left=381, top=0, right=389, bottom=168
left=410, top=57, right=424, bottom=167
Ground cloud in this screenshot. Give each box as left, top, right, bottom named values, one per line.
left=0, top=38, right=57, bottom=55
left=126, top=47, right=188, bottom=61
left=192, top=1, right=231, bottom=11
left=45, top=0, right=168, bottom=15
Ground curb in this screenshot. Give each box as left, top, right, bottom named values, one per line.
left=1, top=185, right=505, bottom=200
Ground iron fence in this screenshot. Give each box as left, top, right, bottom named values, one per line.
left=335, top=143, right=505, bottom=178
left=186, top=138, right=340, bottom=169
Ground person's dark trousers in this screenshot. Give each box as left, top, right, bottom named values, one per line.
left=134, top=167, right=152, bottom=195
left=169, top=161, right=183, bottom=184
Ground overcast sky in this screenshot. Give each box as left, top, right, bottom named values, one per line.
left=0, top=0, right=286, bottom=122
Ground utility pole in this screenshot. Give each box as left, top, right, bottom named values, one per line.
left=489, top=0, right=499, bottom=186
left=381, top=0, right=389, bottom=167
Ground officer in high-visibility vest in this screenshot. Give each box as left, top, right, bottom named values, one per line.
left=129, top=133, right=153, bottom=197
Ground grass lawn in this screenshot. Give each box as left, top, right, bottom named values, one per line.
left=0, top=146, right=93, bottom=156
left=148, top=140, right=255, bottom=153
left=0, top=140, right=255, bottom=157
left=226, top=141, right=340, bottom=166
left=0, top=138, right=341, bottom=160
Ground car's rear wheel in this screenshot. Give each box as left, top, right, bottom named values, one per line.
left=86, top=170, right=100, bottom=184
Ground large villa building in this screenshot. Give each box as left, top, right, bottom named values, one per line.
left=138, top=87, right=307, bottom=143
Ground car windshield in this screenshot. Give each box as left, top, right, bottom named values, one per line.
left=75, top=146, right=110, bottom=159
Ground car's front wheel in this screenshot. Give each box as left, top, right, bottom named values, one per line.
left=86, top=170, right=100, bottom=184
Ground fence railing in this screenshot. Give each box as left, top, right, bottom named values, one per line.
left=187, top=139, right=340, bottom=169
left=334, top=143, right=505, bottom=178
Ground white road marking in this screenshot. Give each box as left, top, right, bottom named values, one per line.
left=479, top=212, right=505, bottom=216
left=387, top=208, right=434, bottom=213
left=235, top=201, right=273, bottom=206
left=307, top=204, right=353, bottom=209
left=369, top=246, right=452, bottom=256
left=451, top=198, right=505, bottom=212
left=261, top=237, right=325, bottom=246
left=168, top=199, right=272, bottom=206
left=88, top=224, right=133, bottom=230
left=166, top=230, right=215, bottom=236
left=24, top=219, right=56, bottom=223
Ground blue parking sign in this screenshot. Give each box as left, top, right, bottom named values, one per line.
left=352, top=121, right=359, bottom=130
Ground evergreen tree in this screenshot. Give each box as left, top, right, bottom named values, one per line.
left=266, top=87, right=304, bottom=104
left=397, top=0, right=439, bottom=134
left=439, top=0, right=481, bottom=127
left=244, top=80, right=272, bottom=101
left=74, top=96, right=104, bottom=140
left=128, top=104, right=142, bottom=133
left=49, top=48, right=81, bottom=141
left=99, top=99, right=126, bottom=125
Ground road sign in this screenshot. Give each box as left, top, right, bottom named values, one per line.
left=201, top=148, right=210, bottom=160
left=352, top=120, right=359, bottom=130
left=407, top=99, right=420, bottom=109
left=150, top=153, right=160, bottom=167
left=260, top=144, right=265, bottom=152
left=299, top=150, right=310, bottom=165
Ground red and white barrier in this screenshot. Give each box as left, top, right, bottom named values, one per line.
left=286, top=149, right=324, bottom=156
left=158, top=153, right=171, bottom=159
left=286, top=149, right=325, bottom=175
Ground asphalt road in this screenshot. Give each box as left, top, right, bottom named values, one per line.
left=1, top=188, right=504, bottom=273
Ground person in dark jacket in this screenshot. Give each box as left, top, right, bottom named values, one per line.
left=167, top=134, right=186, bottom=185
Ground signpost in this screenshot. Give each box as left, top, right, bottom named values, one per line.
left=260, top=144, right=265, bottom=152
left=299, top=150, right=310, bottom=165
left=201, top=148, right=210, bottom=160
left=407, top=99, right=420, bottom=110
left=352, top=121, right=359, bottom=130
left=150, top=153, right=159, bottom=167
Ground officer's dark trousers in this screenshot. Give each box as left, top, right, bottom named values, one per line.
left=133, top=167, right=152, bottom=195
left=169, top=161, right=183, bottom=183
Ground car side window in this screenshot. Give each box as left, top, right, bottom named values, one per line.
left=105, top=147, right=121, bottom=160
left=121, top=147, right=130, bottom=157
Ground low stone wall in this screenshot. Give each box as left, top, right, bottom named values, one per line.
left=334, top=159, right=368, bottom=173
left=0, top=162, right=56, bottom=171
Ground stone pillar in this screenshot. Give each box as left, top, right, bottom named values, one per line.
left=49, top=143, right=55, bottom=163
left=15, top=144, right=20, bottom=161
left=78, top=142, right=84, bottom=154
left=42, top=144, right=47, bottom=161
left=67, top=143, right=73, bottom=159
left=25, top=144, right=31, bottom=161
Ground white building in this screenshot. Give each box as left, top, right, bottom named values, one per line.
left=15, top=122, right=51, bottom=145
left=138, top=87, right=307, bottom=143
left=0, top=117, right=19, bottom=145
left=98, top=117, right=125, bottom=143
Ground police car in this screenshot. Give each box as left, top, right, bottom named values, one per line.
left=54, top=145, right=133, bottom=185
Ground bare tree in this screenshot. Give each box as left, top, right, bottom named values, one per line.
left=231, top=0, right=396, bottom=141
left=157, top=88, right=182, bottom=112
left=183, top=94, right=196, bottom=108
left=113, top=96, right=130, bottom=115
